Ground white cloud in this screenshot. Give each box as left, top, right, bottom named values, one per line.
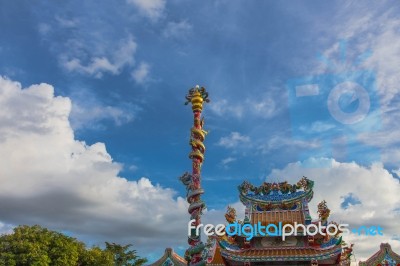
left=209, top=99, right=244, bottom=119
left=220, top=157, right=236, bottom=168
left=131, top=62, right=150, bottom=84
left=62, top=35, right=137, bottom=78
left=300, top=7, right=400, bottom=109
left=246, top=94, right=281, bottom=119
left=357, top=125, right=400, bottom=165
left=128, top=164, right=139, bottom=172
left=36, top=8, right=152, bottom=80
left=38, top=23, right=51, bottom=35
left=210, top=92, right=282, bottom=120
left=163, top=20, right=193, bottom=39
left=126, top=0, right=165, bottom=21
left=308, top=7, right=400, bottom=167
left=259, top=135, right=320, bottom=154
left=70, top=102, right=139, bottom=130
left=200, top=201, right=247, bottom=245
left=217, top=132, right=250, bottom=148
left=331, top=8, right=400, bottom=106
left=0, top=76, right=188, bottom=253
left=300, top=121, right=336, bottom=133
left=55, top=16, right=79, bottom=28
left=203, top=201, right=245, bottom=228
left=67, top=87, right=140, bottom=130
left=269, top=158, right=400, bottom=263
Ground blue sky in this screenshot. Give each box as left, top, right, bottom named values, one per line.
left=1, top=0, right=400, bottom=264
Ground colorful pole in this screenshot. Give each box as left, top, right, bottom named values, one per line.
left=180, top=85, right=209, bottom=266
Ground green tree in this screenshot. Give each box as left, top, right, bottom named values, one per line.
left=0, top=225, right=78, bottom=266
left=105, top=242, right=147, bottom=266
left=79, top=246, right=114, bottom=266
left=0, top=225, right=132, bottom=266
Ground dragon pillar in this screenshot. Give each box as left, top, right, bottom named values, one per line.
left=179, top=85, right=210, bottom=266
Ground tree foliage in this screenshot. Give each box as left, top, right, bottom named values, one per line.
left=0, top=225, right=146, bottom=266
left=105, top=242, right=147, bottom=266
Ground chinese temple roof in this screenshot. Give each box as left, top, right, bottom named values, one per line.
left=359, top=243, right=400, bottom=266
left=250, top=209, right=305, bottom=225
left=238, top=177, right=314, bottom=207
left=220, top=245, right=342, bottom=262
left=149, top=248, right=186, bottom=266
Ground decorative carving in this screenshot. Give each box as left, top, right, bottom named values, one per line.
left=340, top=243, right=354, bottom=265
left=225, top=206, right=237, bottom=224
left=238, top=177, right=314, bottom=197
left=317, top=200, right=331, bottom=223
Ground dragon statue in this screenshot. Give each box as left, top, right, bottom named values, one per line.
left=340, top=243, right=354, bottom=265
left=238, top=176, right=314, bottom=196
left=238, top=180, right=253, bottom=194
left=297, top=176, right=314, bottom=191
left=225, top=206, right=237, bottom=224
left=317, top=200, right=331, bottom=225
left=278, top=181, right=291, bottom=194
left=220, top=206, right=238, bottom=244
left=180, top=86, right=210, bottom=266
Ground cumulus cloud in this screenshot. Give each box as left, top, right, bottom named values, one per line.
left=131, top=62, right=150, bottom=84
left=61, top=35, right=137, bottom=78
left=217, top=132, right=250, bottom=148
left=269, top=157, right=400, bottom=263
left=0, top=76, right=188, bottom=254
left=126, top=0, right=165, bottom=21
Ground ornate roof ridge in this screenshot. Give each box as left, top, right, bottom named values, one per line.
left=206, top=241, right=225, bottom=265
left=149, top=247, right=186, bottom=266
left=359, top=243, right=400, bottom=265
left=239, top=176, right=314, bottom=195
left=222, top=245, right=340, bottom=252
left=238, top=176, right=314, bottom=205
